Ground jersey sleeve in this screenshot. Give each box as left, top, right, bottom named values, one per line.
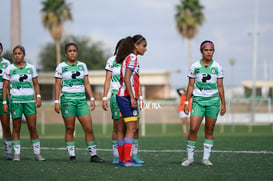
left=32, top=65, right=38, bottom=78
left=105, top=56, right=114, bottom=72
left=126, top=54, right=137, bottom=71
left=187, top=64, right=195, bottom=78
left=3, top=66, right=10, bottom=81
left=54, top=64, right=62, bottom=78
left=82, top=63, right=88, bottom=76
left=217, top=64, right=224, bottom=78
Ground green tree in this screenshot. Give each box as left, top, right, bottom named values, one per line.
left=39, top=35, right=110, bottom=71
left=2, top=51, right=13, bottom=63
left=175, top=0, right=205, bottom=66
left=41, top=0, right=72, bottom=66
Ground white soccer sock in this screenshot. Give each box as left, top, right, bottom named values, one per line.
left=203, top=143, right=213, bottom=160
left=187, top=145, right=195, bottom=160
left=32, top=141, right=41, bottom=155
left=88, top=145, right=97, bottom=157
left=132, top=143, right=138, bottom=156
left=13, top=143, right=21, bottom=155
left=66, top=146, right=76, bottom=157
left=112, top=142, right=119, bottom=157
left=4, top=140, right=12, bottom=154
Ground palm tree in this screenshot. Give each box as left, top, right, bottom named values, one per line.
left=41, top=0, right=72, bottom=65
left=175, top=0, right=205, bottom=66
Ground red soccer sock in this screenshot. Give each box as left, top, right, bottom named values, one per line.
left=118, top=145, right=124, bottom=162
left=124, top=143, right=132, bottom=162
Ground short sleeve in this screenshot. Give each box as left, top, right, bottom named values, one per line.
left=105, top=56, right=114, bottom=72
left=54, top=64, right=62, bottom=78
left=187, top=64, right=195, bottom=78
left=126, top=54, right=137, bottom=71
left=82, top=63, right=88, bottom=76
left=217, top=64, right=224, bottom=78
left=3, top=67, right=10, bottom=80
left=32, top=65, right=38, bottom=78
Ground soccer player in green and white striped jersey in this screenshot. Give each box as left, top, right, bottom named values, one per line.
left=102, top=39, right=123, bottom=164
left=2, top=45, right=45, bottom=161
left=0, top=42, right=12, bottom=160
left=54, top=43, right=104, bottom=163
left=181, top=40, right=226, bottom=167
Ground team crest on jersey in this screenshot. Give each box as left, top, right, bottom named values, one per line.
left=211, top=68, right=216, bottom=74
left=133, top=110, right=137, bottom=116
left=78, top=65, right=83, bottom=70
left=2, top=63, right=6, bottom=68
left=27, top=68, right=31, bottom=74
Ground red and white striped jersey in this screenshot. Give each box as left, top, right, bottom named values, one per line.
left=117, top=53, right=140, bottom=99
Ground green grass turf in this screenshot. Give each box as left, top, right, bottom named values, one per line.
left=0, top=124, right=272, bottom=181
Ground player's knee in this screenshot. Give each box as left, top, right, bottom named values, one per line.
left=189, top=127, right=198, bottom=135
left=66, top=127, right=75, bottom=134
left=86, top=128, right=94, bottom=135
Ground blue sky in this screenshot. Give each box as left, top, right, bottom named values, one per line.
left=0, top=0, right=272, bottom=88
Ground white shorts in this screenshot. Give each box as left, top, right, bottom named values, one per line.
left=179, top=111, right=190, bottom=119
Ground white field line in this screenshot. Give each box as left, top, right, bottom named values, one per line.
left=21, top=147, right=273, bottom=154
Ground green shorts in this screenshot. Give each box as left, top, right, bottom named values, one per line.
left=190, top=101, right=220, bottom=120
left=10, top=102, right=36, bottom=119
left=110, top=93, right=120, bottom=120
left=61, top=96, right=90, bottom=118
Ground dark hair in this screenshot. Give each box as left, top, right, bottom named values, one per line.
left=0, top=42, right=3, bottom=50
left=13, top=45, right=25, bottom=55
left=115, top=35, right=146, bottom=63
left=200, top=40, right=214, bottom=52
left=114, top=38, right=125, bottom=55
left=65, top=42, right=78, bottom=52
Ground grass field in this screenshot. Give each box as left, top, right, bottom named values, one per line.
left=0, top=123, right=272, bottom=181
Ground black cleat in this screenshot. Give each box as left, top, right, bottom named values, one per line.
left=90, top=155, right=104, bottom=163
left=69, top=156, right=76, bottom=163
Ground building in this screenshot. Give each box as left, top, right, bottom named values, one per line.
left=241, top=80, right=273, bottom=98
left=38, top=70, right=171, bottom=100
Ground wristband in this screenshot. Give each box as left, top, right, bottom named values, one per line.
left=54, top=100, right=60, bottom=104
left=37, top=94, right=41, bottom=98
left=184, top=101, right=189, bottom=105
left=2, top=101, right=7, bottom=104
left=139, top=96, right=143, bottom=100
left=102, top=97, right=107, bottom=101
left=90, top=97, right=95, bottom=101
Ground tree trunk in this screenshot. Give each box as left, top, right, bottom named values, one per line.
left=188, top=39, right=192, bottom=66
left=56, top=40, right=61, bottom=65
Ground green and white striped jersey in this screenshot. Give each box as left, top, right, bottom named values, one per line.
left=0, top=57, right=11, bottom=90
left=105, top=56, right=121, bottom=94
left=3, top=62, right=38, bottom=103
left=188, top=60, right=224, bottom=106
left=54, top=61, right=88, bottom=99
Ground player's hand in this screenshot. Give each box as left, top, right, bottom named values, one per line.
left=131, top=98, right=137, bottom=108
left=220, top=105, right=226, bottom=116
left=184, top=105, right=189, bottom=115
left=3, top=104, right=8, bottom=113
left=102, top=100, right=108, bottom=111
left=138, top=99, right=144, bottom=110
left=36, top=97, right=42, bottom=108
left=90, top=100, right=96, bottom=111
left=54, top=103, right=60, bottom=113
